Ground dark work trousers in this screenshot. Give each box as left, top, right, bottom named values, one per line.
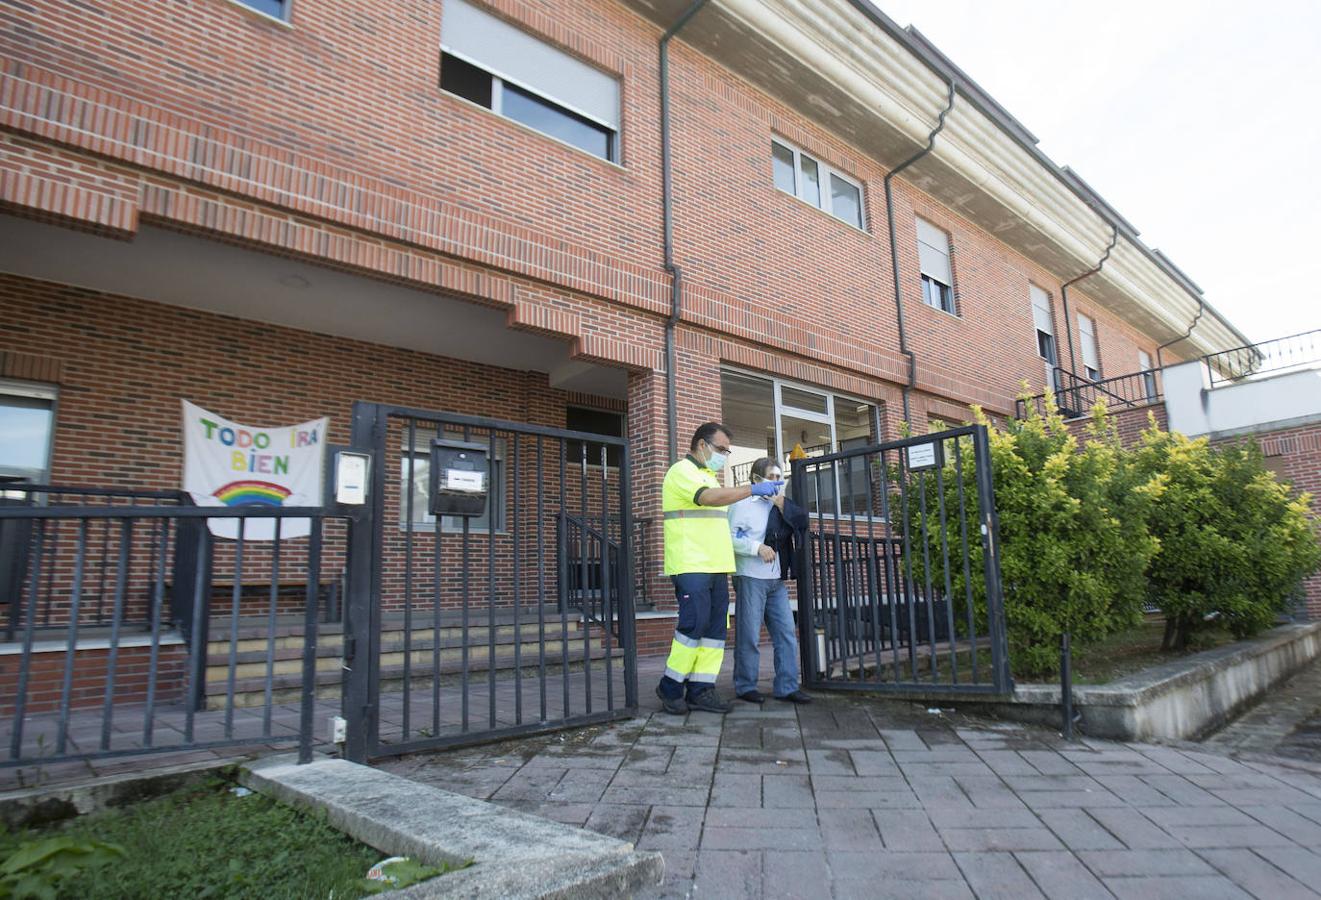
left=657, top=572, right=730, bottom=701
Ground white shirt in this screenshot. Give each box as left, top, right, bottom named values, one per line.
left=728, top=495, right=780, bottom=579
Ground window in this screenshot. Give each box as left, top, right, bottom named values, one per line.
left=719, top=369, right=878, bottom=517
left=229, top=0, right=289, bottom=20
left=1138, top=350, right=1158, bottom=401
left=401, top=430, right=506, bottom=532
left=1078, top=313, right=1101, bottom=381
left=440, top=0, right=619, bottom=162
left=770, top=139, right=865, bottom=229
left=564, top=407, right=624, bottom=468
left=916, top=218, right=955, bottom=314
left=0, top=382, right=55, bottom=486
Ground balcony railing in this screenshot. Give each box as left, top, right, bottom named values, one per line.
left=1204, top=328, right=1321, bottom=388
left=1016, top=366, right=1162, bottom=420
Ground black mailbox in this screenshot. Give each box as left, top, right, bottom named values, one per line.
left=429, top=439, right=489, bottom=518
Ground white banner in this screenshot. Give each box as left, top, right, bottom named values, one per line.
left=181, top=400, right=327, bottom=540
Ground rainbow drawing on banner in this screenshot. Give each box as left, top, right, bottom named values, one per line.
left=213, top=480, right=293, bottom=507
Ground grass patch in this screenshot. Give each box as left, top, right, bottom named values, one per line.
left=0, top=778, right=455, bottom=899
left=1066, top=615, right=1234, bottom=685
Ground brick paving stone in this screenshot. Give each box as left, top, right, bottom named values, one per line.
left=601, top=784, right=709, bottom=806
left=1140, top=774, right=1227, bottom=806
left=806, top=748, right=857, bottom=775
left=1199, top=848, right=1321, bottom=898
left=954, top=774, right=1031, bottom=809
left=1251, top=846, right=1321, bottom=885
left=709, top=772, right=762, bottom=807
left=977, top=749, right=1042, bottom=777
left=762, top=850, right=831, bottom=900
left=826, top=849, right=963, bottom=882
left=817, top=789, right=924, bottom=810
left=705, top=807, right=803, bottom=829
left=1095, top=774, right=1179, bottom=807
left=1104, top=875, right=1253, bottom=899
left=873, top=809, right=945, bottom=851
left=1013, top=850, right=1113, bottom=900
left=897, top=761, right=997, bottom=778
left=693, top=849, right=762, bottom=899
left=1087, top=808, right=1183, bottom=849
left=817, top=808, right=884, bottom=851
left=832, top=877, right=975, bottom=899
left=1079, top=848, right=1218, bottom=877
left=891, top=747, right=983, bottom=763
left=718, top=748, right=808, bottom=773
left=1020, top=750, right=1087, bottom=776
left=927, top=807, right=1043, bottom=829
left=1243, top=805, right=1321, bottom=847
left=1019, top=789, right=1130, bottom=809
left=952, top=852, right=1046, bottom=899
left=940, top=827, right=1065, bottom=853
left=848, top=749, right=900, bottom=776
left=878, top=729, right=928, bottom=751
left=811, top=774, right=907, bottom=792
left=1140, top=806, right=1262, bottom=828
left=1034, top=808, right=1127, bottom=851
left=637, top=805, right=705, bottom=851
left=762, top=774, right=816, bottom=809
left=702, top=826, right=822, bottom=851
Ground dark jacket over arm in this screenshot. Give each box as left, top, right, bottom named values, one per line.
left=765, top=497, right=808, bottom=581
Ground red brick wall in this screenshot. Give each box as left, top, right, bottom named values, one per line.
left=0, top=644, right=186, bottom=715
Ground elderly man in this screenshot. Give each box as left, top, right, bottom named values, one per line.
left=655, top=423, right=783, bottom=715
left=728, top=457, right=812, bottom=704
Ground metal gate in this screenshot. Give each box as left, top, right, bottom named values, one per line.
left=342, top=403, right=637, bottom=761
left=792, top=424, right=1012, bottom=696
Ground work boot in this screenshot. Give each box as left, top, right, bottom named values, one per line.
left=655, top=684, right=688, bottom=716
left=737, top=690, right=765, bottom=704
left=687, top=689, right=734, bottom=714
left=775, top=690, right=813, bottom=704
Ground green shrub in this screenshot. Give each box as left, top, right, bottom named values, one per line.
left=0, top=835, right=123, bottom=900
left=912, top=395, right=1160, bottom=677
left=1133, top=426, right=1321, bottom=649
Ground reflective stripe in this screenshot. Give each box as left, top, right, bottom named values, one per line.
left=672, top=631, right=701, bottom=648
left=664, top=667, right=690, bottom=682
left=688, top=671, right=718, bottom=684
left=698, top=637, right=724, bottom=649
left=663, top=509, right=729, bottom=520
left=692, top=644, right=724, bottom=681
left=665, top=637, right=699, bottom=681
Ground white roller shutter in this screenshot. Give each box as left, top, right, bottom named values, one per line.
left=1030, top=284, right=1053, bottom=335
left=442, top=0, right=619, bottom=130
left=1079, top=314, right=1100, bottom=371
left=916, top=218, right=952, bottom=285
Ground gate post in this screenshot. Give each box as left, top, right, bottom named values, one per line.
left=342, top=403, right=382, bottom=762
left=972, top=425, right=1012, bottom=693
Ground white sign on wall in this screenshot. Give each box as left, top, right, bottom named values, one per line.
left=181, top=400, right=328, bottom=540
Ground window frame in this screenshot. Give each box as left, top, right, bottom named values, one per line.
left=915, top=218, right=957, bottom=316
left=399, top=430, right=508, bottom=535
left=439, top=49, right=619, bottom=163
left=1078, top=313, right=1102, bottom=381
left=1138, top=350, right=1158, bottom=401
left=223, top=0, right=292, bottom=24
left=769, top=138, right=866, bottom=231
left=0, top=380, right=57, bottom=486
left=564, top=406, right=626, bottom=470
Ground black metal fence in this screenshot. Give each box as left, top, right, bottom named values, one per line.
left=792, top=425, right=1012, bottom=695
left=344, top=403, right=637, bottom=761
left=1016, top=366, right=1163, bottom=420
left=1204, top=328, right=1321, bottom=387
left=0, top=502, right=342, bottom=770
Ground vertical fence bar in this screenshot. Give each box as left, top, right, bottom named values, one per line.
left=143, top=516, right=170, bottom=746
left=579, top=441, right=592, bottom=715
left=878, top=449, right=902, bottom=683
left=512, top=433, right=523, bottom=724
left=224, top=519, right=245, bottom=739
left=861, top=452, right=885, bottom=680
left=99, top=518, right=132, bottom=750
left=10, top=519, right=46, bottom=760
left=487, top=430, right=498, bottom=730
left=403, top=418, right=416, bottom=742
left=184, top=526, right=209, bottom=743
left=95, top=518, right=111, bottom=624
left=461, top=425, right=471, bottom=733
left=844, top=455, right=868, bottom=679
left=619, top=442, right=637, bottom=710
left=55, top=519, right=89, bottom=756
left=299, top=517, right=323, bottom=764
left=953, top=436, right=980, bottom=683
left=934, top=443, right=959, bottom=685
left=897, top=450, right=919, bottom=679
left=558, top=438, right=571, bottom=717
left=431, top=484, right=443, bottom=738
left=263, top=518, right=282, bottom=737
left=973, top=426, right=1011, bottom=692
left=599, top=443, right=614, bottom=711
left=536, top=436, right=548, bottom=721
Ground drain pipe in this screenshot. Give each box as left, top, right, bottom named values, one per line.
left=885, top=80, right=956, bottom=425
left=1155, top=298, right=1205, bottom=369
left=1058, top=225, right=1117, bottom=375
left=660, top=0, right=709, bottom=461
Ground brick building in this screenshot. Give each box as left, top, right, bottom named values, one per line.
left=0, top=0, right=1254, bottom=670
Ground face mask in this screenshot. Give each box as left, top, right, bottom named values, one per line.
left=706, top=449, right=728, bottom=472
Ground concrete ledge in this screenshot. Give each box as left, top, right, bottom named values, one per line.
left=240, top=755, right=663, bottom=899
left=970, top=622, right=1321, bottom=741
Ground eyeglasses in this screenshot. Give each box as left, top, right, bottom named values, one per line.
left=709, top=442, right=732, bottom=454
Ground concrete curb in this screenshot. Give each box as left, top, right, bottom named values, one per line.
left=965, top=622, right=1321, bottom=741
left=240, top=755, right=663, bottom=899
left=0, top=757, right=240, bottom=831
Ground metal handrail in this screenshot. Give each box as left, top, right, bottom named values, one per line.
left=1203, top=327, right=1321, bottom=387
left=1016, top=366, right=1162, bottom=420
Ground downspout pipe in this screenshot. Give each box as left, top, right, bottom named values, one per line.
left=1156, top=297, right=1205, bottom=369
left=1058, top=225, right=1117, bottom=375
left=885, top=79, right=956, bottom=425
left=660, top=0, right=709, bottom=462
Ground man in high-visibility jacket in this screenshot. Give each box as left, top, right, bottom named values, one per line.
left=656, top=422, right=784, bottom=715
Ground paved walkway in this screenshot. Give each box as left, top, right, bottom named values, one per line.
left=383, top=664, right=1321, bottom=899
left=1202, top=657, right=1321, bottom=763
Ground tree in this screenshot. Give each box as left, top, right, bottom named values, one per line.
left=1134, top=426, right=1321, bottom=650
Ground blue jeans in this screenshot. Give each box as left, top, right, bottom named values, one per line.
left=732, top=576, right=800, bottom=698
